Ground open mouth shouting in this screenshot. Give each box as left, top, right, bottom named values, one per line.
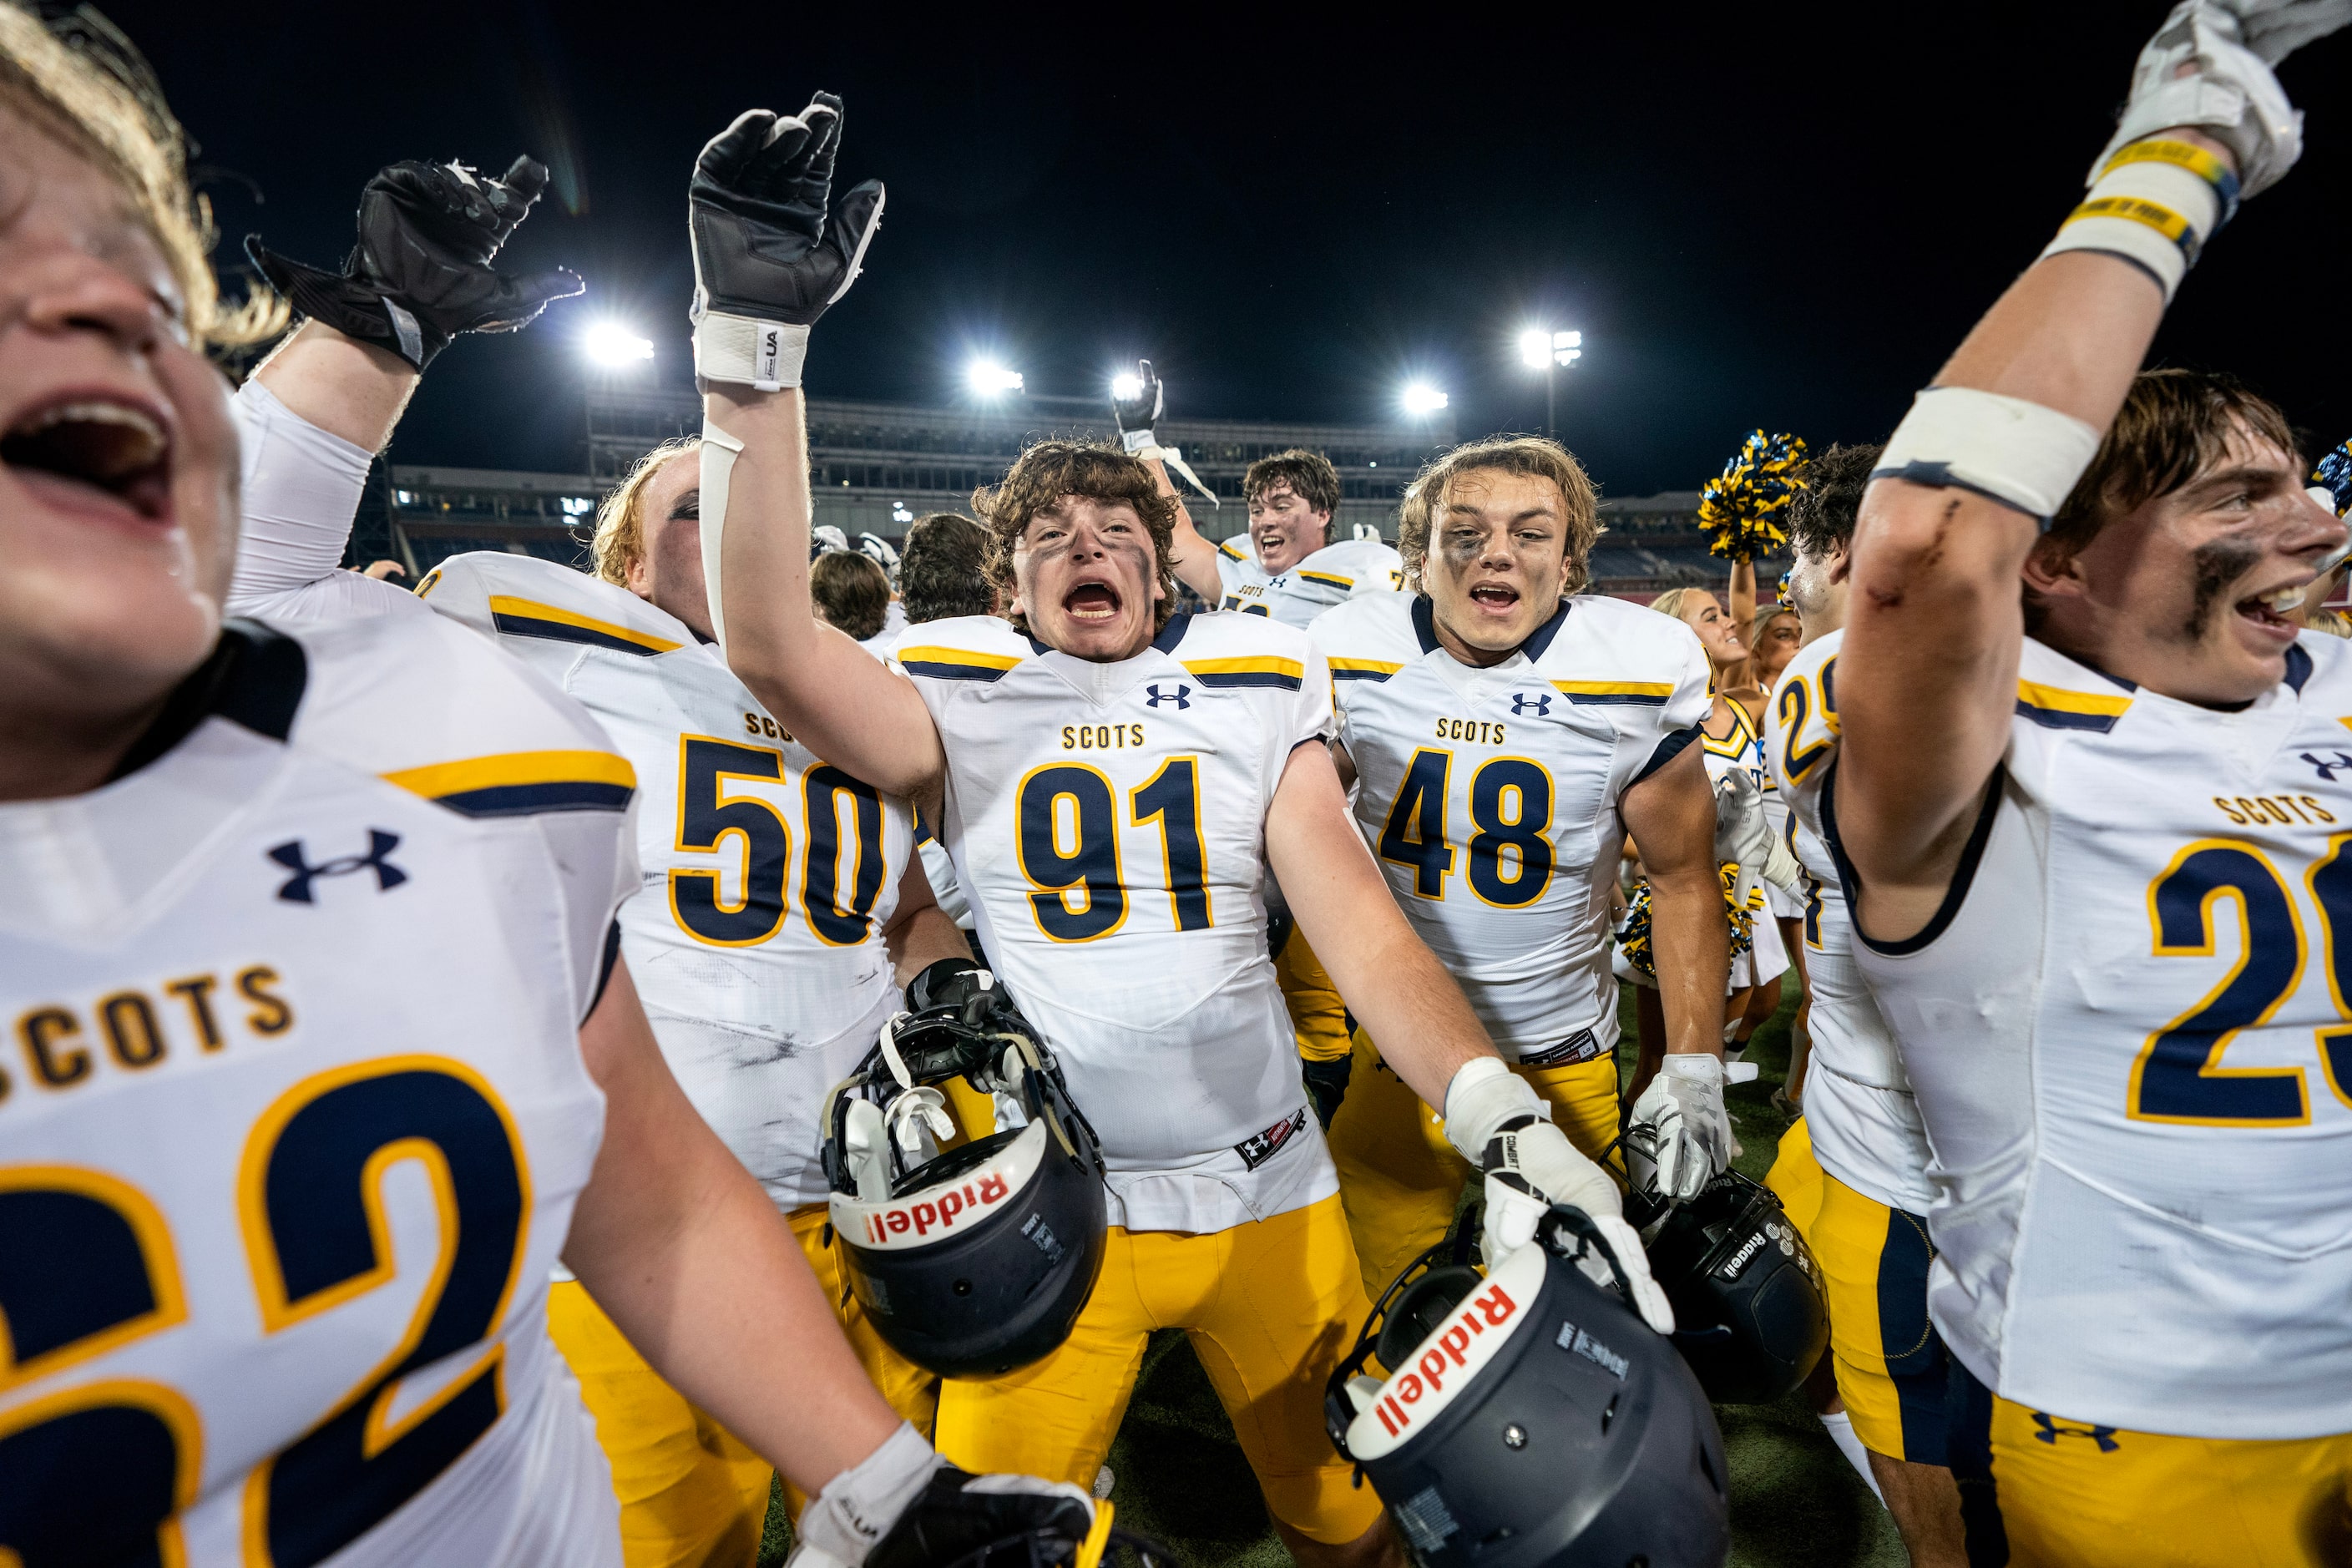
left=1064, top=578, right=1123, bottom=625
left=3, top=392, right=175, bottom=526
left=1466, top=579, right=1521, bottom=619
left=2238, top=578, right=2311, bottom=645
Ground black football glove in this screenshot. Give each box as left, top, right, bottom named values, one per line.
left=689, top=94, right=884, bottom=390
left=865, top=1467, right=1097, bottom=1568
left=1110, top=358, right=1164, bottom=453
left=245, top=156, right=581, bottom=370
left=1301, top=1055, right=1352, bottom=1130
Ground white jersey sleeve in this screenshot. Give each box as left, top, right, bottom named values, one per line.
left=0, top=609, right=635, bottom=1567
left=417, top=553, right=911, bottom=1209
left=898, top=610, right=1337, bottom=1233
left=1763, top=630, right=1935, bottom=1213
left=1316, top=592, right=1707, bottom=1060
left=225, top=380, right=426, bottom=623
left=1829, top=631, right=2352, bottom=1439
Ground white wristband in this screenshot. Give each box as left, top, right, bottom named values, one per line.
left=694, top=311, right=809, bottom=391
left=698, top=420, right=745, bottom=650
left=1872, top=386, right=2102, bottom=530
left=1120, top=427, right=1156, bottom=454
left=796, top=1421, right=944, bottom=1567
left=2041, top=139, right=2233, bottom=302
left=1440, top=1056, right=1548, bottom=1165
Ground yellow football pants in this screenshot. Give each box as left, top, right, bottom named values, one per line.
left=1274, top=925, right=1352, bottom=1063
left=546, top=1280, right=775, bottom=1568
left=1952, top=1367, right=2352, bottom=1566
left=548, top=1205, right=941, bottom=1565
left=934, top=1194, right=1386, bottom=1547
left=1768, top=1122, right=1948, bottom=1464
left=1325, top=1026, right=1621, bottom=1308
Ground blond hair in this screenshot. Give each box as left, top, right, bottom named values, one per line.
left=1647, top=586, right=1714, bottom=623
left=1397, top=435, right=1601, bottom=596
left=588, top=437, right=700, bottom=585
left=0, top=6, right=281, bottom=347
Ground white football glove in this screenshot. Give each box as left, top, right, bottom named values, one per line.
left=1443, top=1058, right=1675, bottom=1334
left=2093, top=1, right=2351, bottom=200
left=1627, top=1054, right=1733, bottom=1202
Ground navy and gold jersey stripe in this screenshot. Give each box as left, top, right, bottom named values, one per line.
left=1551, top=680, right=1674, bottom=706
left=1216, top=539, right=1248, bottom=562
left=1297, top=569, right=1353, bottom=590
left=382, top=749, right=636, bottom=817
left=2015, top=680, right=2132, bottom=733
left=898, top=645, right=1023, bottom=683
left=486, top=595, right=682, bottom=657
left=1183, top=655, right=1305, bottom=690
left=1330, top=656, right=1404, bottom=683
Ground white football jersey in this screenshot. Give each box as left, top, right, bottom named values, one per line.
left=1214, top=534, right=1404, bottom=628
left=0, top=613, right=635, bottom=1567
left=1313, top=593, right=1711, bottom=1060
left=415, top=554, right=913, bottom=1210
left=1763, top=631, right=1935, bottom=1214
left=895, top=610, right=1337, bottom=1233
left=1834, top=633, right=2352, bottom=1439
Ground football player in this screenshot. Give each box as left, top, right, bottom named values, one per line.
left=682, top=94, right=1675, bottom=1568
left=1120, top=361, right=1402, bottom=628
left=1308, top=435, right=1735, bottom=1302
left=0, top=18, right=1085, bottom=1568
left=220, top=157, right=976, bottom=1563
left=1766, top=442, right=1964, bottom=1565
left=1833, top=5, right=2352, bottom=1562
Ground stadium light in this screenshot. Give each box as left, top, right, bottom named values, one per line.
left=583, top=321, right=654, bottom=367
left=968, top=359, right=1024, bottom=397
left=1400, top=382, right=1449, bottom=417
left=1110, top=372, right=1144, bottom=402
left=1519, top=326, right=1585, bottom=438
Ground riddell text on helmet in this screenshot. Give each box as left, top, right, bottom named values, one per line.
left=859, top=1173, right=1012, bottom=1244
left=1372, top=1282, right=1518, bottom=1439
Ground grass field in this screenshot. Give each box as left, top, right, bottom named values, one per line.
left=761, top=973, right=1903, bottom=1565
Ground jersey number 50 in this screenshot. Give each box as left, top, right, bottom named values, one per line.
left=670, top=737, right=888, bottom=948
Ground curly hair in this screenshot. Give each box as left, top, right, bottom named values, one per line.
left=1397, top=436, right=1601, bottom=597
left=899, top=512, right=997, bottom=624
left=972, top=441, right=1180, bottom=635
left=586, top=437, right=699, bottom=586
left=1785, top=441, right=1883, bottom=559
left=0, top=6, right=281, bottom=348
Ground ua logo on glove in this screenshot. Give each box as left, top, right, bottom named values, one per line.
left=1146, top=684, right=1191, bottom=709
left=1510, top=692, right=1552, bottom=716
left=269, top=831, right=407, bottom=904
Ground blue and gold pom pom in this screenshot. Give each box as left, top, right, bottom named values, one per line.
left=1616, top=865, right=1753, bottom=982
left=1696, top=430, right=1808, bottom=562
left=2312, top=439, right=2352, bottom=518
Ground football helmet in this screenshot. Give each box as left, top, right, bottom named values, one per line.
left=822, top=972, right=1108, bottom=1378
left=1622, top=1147, right=1828, bottom=1404
left=1324, top=1207, right=1730, bottom=1568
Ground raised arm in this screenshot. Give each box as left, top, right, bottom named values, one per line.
left=229, top=155, right=577, bottom=616
left=1839, top=8, right=2321, bottom=939
left=682, top=100, right=943, bottom=798
left=1111, top=359, right=1223, bottom=604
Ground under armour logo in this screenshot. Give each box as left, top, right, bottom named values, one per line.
left=2304, top=751, right=2352, bottom=781
left=1146, top=683, right=1192, bottom=709
left=2030, top=1412, right=2119, bottom=1452
left=1510, top=692, right=1552, bottom=716
left=269, top=831, right=408, bottom=904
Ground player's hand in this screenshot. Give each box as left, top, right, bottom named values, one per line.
left=689, top=95, right=885, bottom=389
left=246, top=156, right=581, bottom=370
left=2094, top=0, right=2350, bottom=199
left=1111, top=359, right=1165, bottom=453
left=1627, top=1055, right=1732, bottom=1201
left=1712, top=766, right=1772, bottom=874
left=1495, top=1196, right=1677, bottom=1337
left=790, top=1424, right=1094, bottom=1568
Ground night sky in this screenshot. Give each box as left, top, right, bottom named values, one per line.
left=108, top=1, right=2352, bottom=495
